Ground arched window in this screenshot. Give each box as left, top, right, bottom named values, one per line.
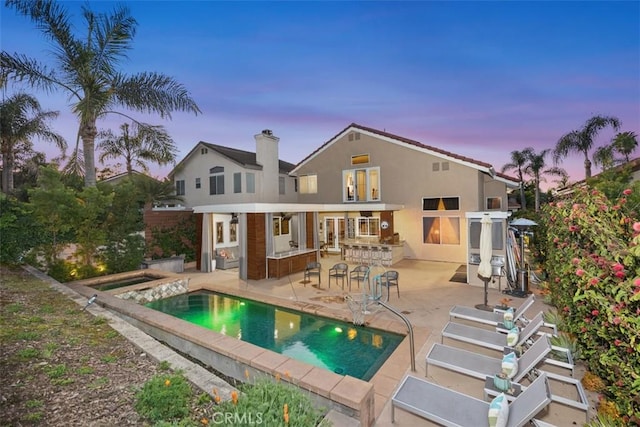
left=209, top=166, right=224, bottom=195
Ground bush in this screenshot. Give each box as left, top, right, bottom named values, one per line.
left=541, top=185, right=640, bottom=423
left=0, top=195, right=45, bottom=264
left=213, top=377, right=330, bottom=427
left=135, top=372, right=192, bottom=422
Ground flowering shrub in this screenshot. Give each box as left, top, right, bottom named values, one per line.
left=541, top=185, right=640, bottom=423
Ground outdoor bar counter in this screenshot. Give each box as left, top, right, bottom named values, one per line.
left=267, top=248, right=317, bottom=279
left=341, top=240, right=404, bottom=266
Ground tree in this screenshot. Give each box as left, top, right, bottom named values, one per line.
left=1, top=0, right=200, bottom=187
left=98, top=122, right=177, bottom=176
left=27, top=166, right=78, bottom=266
left=524, top=148, right=567, bottom=212
left=133, top=175, right=183, bottom=207
left=500, top=148, right=533, bottom=210
left=553, top=115, right=621, bottom=179
left=593, top=144, right=616, bottom=171
left=0, top=194, right=45, bottom=264
left=0, top=92, right=66, bottom=194
left=611, top=131, right=638, bottom=163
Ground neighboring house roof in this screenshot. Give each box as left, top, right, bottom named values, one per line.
left=554, top=156, right=640, bottom=197
left=169, top=141, right=296, bottom=178
left=99, top=170, right=158, bottom=185
left=291, top=123, right=520, bottom=187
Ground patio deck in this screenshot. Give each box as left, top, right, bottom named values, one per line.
left=183, top=254, right=593, bottom=426
left=53, top=253, right=593, bottom=426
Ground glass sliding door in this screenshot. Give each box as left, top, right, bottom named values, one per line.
left=324, top=217, right=346, bottom=252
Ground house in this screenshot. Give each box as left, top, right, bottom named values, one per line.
left=163, top=124, right=519, bottom=284
left=163, top=130, right=299, bottom=275
left=553, top=156, right=640, bottom=198
left=291, top=123, right=519, bottom=267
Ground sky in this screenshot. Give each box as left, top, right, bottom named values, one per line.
left=2, top=1, right=639, bottom=188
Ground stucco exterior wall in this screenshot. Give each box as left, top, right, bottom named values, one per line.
left=172, top=143, right=297, bottom=208
left=294, top=130, right=511, bottom=264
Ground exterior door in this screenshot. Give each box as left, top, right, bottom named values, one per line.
left=324, top=217, right=346, bottom=252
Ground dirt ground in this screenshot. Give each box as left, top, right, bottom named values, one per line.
left=0, top=266, right=206, bottom=426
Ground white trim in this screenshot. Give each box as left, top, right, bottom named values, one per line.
left=193, top=202, right=404, bottom=214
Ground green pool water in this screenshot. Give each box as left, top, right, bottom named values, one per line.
left=145, top=290, right=403, bottom=381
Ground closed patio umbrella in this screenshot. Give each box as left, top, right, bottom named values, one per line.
left=476, top=213, right=493, bottom=311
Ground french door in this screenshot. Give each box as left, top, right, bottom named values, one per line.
left=324, top=217, right=346, bottom=252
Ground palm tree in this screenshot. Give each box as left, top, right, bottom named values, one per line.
left=593, top=144, right=616, bottom=171
left=1, top=0, right=200, bottom=187
left=500, top=148, right=533, bottom=210
left=553, top=115, right=621, bottom=179
left=525, top=149, right=567, bottom=212
left=98, top=122, right=177, bottom=176
left=132, top=175, right=183, bottom=208
left=0, top=92, right=66, bottom=194
left=611, top=131, right=638, bottom=163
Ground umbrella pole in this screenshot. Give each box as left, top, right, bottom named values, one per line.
left=475, top=277, right=493, bottom=311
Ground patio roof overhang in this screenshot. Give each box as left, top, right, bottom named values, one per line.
left=192, top=202, right=405, bottom=214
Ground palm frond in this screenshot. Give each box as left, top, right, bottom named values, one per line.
left=111, top=72, right=201, bottom=118
left=0, top=52, right=71, bottom=95
left=61, top=147, right=85, bottom=178
left=87, top=3, right=137, bottom=76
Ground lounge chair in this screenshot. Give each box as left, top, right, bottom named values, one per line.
left=391, top=372, right=551, bottom=426
left=427, top=332, right=551, bottom=384
left=442, top=311, right=545, bottom=351
left=426, top=336, right=588, bottom=414
left=442, top=312, right=575, bottom=375
left=449, top=294, right=535, bottom=326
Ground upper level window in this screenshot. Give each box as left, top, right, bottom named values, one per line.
left=209, top=166, right=224, bottom=195
left=201, top=147, right=208, bottom=155
left=343, top=167, right=380, bottom=202
left=423, top=197, right=459, bottom=211
left=234, top=172, right=241, bottom=193
left=279, top=176, right=285, bottom=195
left=246, top=173, right=255, bottom=193
left=175, top=180, right=185, bottom=196
left=195, top=178, right=201, bottom=189
left=487, top=197, right=502, bottom=210
left=299, top=174, right=317, bottom=194
left=351, top=154, right=369, bottom=165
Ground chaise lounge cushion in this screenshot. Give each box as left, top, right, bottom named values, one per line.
left=503, top=308, right=515, bottom=329
left=506, top=327, right=520, bottom=347
left=488, top=393, right=509, bottom=427
left=502, top=351, right=518, bottom=379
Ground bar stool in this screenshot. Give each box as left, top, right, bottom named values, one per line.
left=351, top=245, right=361, bottom=264
left=381, top=246, right=392, bottom=266
left=342, top=244, right=350, bottom=262
left=361, top=245, right=371, bottom=265
left=370, top=245, right=381, bottom=264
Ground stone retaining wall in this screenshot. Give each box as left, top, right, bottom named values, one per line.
left=116, top=279, right=189, bottom=304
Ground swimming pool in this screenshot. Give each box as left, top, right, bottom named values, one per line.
left=146, top=290, right=403, bottom=381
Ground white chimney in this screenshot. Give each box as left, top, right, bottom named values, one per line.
left=255, top=129, right=280, bottom=201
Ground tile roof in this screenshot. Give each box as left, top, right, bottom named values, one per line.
left=199, top=141, right=296, bottom=174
